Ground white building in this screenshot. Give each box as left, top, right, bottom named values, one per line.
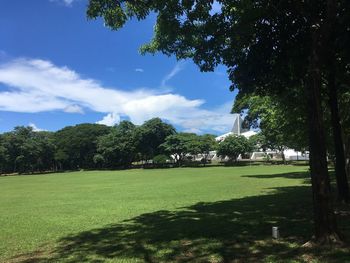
left=215, top=114, right=257, bottom=142
left=215, top=113, right=309, bottom=161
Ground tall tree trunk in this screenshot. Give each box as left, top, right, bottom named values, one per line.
left=306, top=25, right=340, bottom=243
left=344, top=136, right=350, bottom=182
left=328, top=55, right=349, bottom=203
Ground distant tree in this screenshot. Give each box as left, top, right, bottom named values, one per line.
left=31, top=131, right=56, bottom=172
left=95, top=121, right=137, bottom=168
left=54, top=123, right=110, bottom=170
left=135, top=118, right=175, bottom=161
left=0, top=136, right=9, bottom=174
left=233, top=93, right=308, bottom=152
left=217, top=135, right=253, bottom=162
left=152, top=154, right=169, bottom=166
left=0, top=127, right=55, bottom=174
left=248, top=133, right=268, bottom=153
left=160, top=133, right=198, bottom=166
left=198, top=134, right=217, bottom=165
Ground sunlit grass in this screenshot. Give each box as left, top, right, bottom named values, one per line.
left=0, top=165, right=348, bottom=262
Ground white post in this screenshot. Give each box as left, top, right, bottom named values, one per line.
left=272, top=226, right=280, bottom=239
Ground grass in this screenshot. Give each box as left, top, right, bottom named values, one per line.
left=0, top=165, right=349, bottom=262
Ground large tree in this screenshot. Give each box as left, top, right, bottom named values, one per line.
left=160, top=133, right=199, bottom=165
left=197, top=134, right=217, bottom=164
left=86, top=0, right=349, bottom=242
left=233, top=92, right=309, bottom=159
left=0, top=127, right=56, bottom=174
left=95, top=121, right=138, bottom=168
left=54, top=123, right=110, bottom=170
left=217, top=135, right=252, bottom=162
left=135, top=118, right=175, bottom=162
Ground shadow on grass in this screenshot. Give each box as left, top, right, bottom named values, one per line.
left=242, top=171, right=311, bottom=180
left=12, top=181, right=350, bottom=262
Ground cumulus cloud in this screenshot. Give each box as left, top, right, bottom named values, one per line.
left=28, top=123, right=46, bottom=132
left=0, top=58, right=234, bottom=134
left=135, top=68, right=144, bottom=73
left=96, top=112, right=120, bottom=126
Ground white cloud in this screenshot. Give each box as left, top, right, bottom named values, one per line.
left=50, top=0, right=75, bottom=6
left=96, top=112, right=120, bottom=126
left=135, top=68, right=144, bottom=73
left=160, top=61, right=186, bottom=87
left=0, top=58, right=234, bottom=134
left=64, top=104, right=84, bottom=114
left=28, top=123, right=46, bottom=132
left=63, top=0, right=74, bottom=5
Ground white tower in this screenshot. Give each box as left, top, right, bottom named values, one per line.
left=231, top=114, right=245, bottom=135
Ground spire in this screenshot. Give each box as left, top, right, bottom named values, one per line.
left=231, top=113, right=244, bottom=135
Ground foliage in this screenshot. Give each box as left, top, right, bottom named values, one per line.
left=160, top=133, right=199, bottom=165
left=0, top=119, right=218, bottom=174
left=217, top=135, right=253, bottom=162
left=54, top=123, right=111, bottom=170
left=233, top=93, right=308, bottom=152
left=95, top=121, right=137, bottom=168
left=152, top=154, right=169, bottom=165
left=197, top=134, right=217, bottom=163
left=248, top=133, right=268, bottom=152
left=135, top=118, right=175, bottom=161
left=0, top=127, right=56, bottom=174
left=0, top=137, right=9, bottom=173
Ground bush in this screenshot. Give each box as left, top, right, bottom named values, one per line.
left=153, top=154, right=169, bottom=164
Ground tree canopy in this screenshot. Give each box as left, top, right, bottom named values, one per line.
left=217, top=135, right=252, bottom=162
left=54, top=123, right=111, bottom=170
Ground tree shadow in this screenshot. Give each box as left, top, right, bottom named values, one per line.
left=11, top=185, right=349, bottom=263
left=242, top=171, right=310, bottom=180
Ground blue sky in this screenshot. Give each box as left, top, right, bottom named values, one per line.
left=0, top=0, right=236, bottom=134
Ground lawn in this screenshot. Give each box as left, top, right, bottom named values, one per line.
left=0, top=165, right=349, bottom=262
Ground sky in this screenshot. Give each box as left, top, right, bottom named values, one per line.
left=0, top=0, right=237, bottom=135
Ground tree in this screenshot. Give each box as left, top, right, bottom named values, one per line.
left=86, top=0, right=349, bottom=243
left=31, top=131, right=56, bottom=172
left=0, top=136, right=9, bottom=174
left=233, top=93, right=309, bottom=163
left=234, top=93, right=308, bottom=151
left=248, top=133, right=268, bottom=153
left=135, top=118, right=175, bottom=162
left=160, top=133, right=198, bottom=166
left=0, top=127, right=56, bottom=174
left=217, top=135, right=252, bottom=162
left=197, top=134, right=217, bottom=165
left=95, top=121, right=137, bottom=168
left=54, top=123, right=110, bottom=170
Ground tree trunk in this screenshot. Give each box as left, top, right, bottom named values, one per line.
left=305, top=24, right=340, bottom=243
left=328, top=56, right=349, bottom=203
left=344, top=136, right=350, bottom=182
left=280, top=148, right=286, bottom=164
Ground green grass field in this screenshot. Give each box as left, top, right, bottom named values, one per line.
left=0, top=166, right=349, bottom=262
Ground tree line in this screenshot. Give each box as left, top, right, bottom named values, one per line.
left=0, top=118, right=266, bottom=174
